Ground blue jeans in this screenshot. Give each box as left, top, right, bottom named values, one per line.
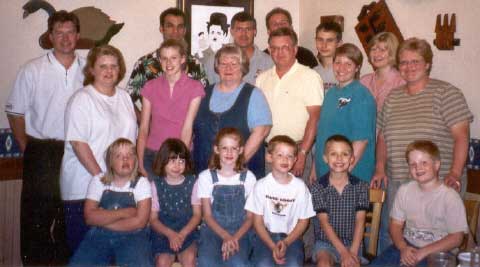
left=64, top=201, right=89, bottom=253
left=369, top=244, right=427, bottom=267
left=69, top=227, right=153, bottom=267
left=253, top=232, right=304, bottom=267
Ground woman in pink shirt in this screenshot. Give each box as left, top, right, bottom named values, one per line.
left=360, top=32, right=405, bottom=112
left=137, top=39, right=205, bottom=179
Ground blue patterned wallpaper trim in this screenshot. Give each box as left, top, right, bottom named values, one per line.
left=0, top=128, right=22, bottom=158
left=468, top=138, right=480, bottom=170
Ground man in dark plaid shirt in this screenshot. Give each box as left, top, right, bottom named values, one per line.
left=310, top=135, right=370, bottom=266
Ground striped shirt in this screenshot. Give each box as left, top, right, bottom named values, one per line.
left=378, top=79, right=473, bottom=183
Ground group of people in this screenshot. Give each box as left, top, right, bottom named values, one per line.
left=5, top=4, right=474, bottom=267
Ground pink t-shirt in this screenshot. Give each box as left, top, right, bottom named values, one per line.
left=150, top=179, right=201, bottom=212
left=141, top=73, right=205, bottom=150
left=360, top=68, right=405, bottom=112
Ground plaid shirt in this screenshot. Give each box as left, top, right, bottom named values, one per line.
left=126, top=49, right=208, bottom=109
left=311, top=172, right=369, bottom=246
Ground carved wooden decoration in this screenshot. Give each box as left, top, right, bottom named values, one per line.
left=355, top=0, right=403, bottom=53
left=320, top=15, right=344, bottom=32
left=22, top=0, right=124, bottom=49
left=433, top=14, right=460, bottom=50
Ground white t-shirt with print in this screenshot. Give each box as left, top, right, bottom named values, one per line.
left=86, top=174, right=151, bottom=203
left=197, top=169, right=256, bottom=203
left=60, top=85, right=138, bottom=200
left=245, top=173, right=315, bottom=234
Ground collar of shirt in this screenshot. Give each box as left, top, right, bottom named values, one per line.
left=317, top=172, right=360, bottom=188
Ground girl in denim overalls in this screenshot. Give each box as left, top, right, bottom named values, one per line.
left=149, top=139, right=202, bottom=267
left=69, top=138, right=152, bottom=267
left=197, top=127, right=257, bottom=267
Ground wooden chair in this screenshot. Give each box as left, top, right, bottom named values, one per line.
left=461, top=192, right=480, bottom=250
left=364, top=188, right=386, bottom=259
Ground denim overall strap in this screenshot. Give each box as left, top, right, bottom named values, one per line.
left=210, top=170, right=247, bottom=232
left=193, top=83, right=265, bottom=178
left=98, top=179, right=137, bottom=210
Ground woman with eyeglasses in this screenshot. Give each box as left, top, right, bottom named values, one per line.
left=193, top=44, right=272, bottom=179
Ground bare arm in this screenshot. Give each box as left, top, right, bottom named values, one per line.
left=415, top=232, right=464, bottom=263
left=84, top=199, right=136, bottom=226
left=201, top=198, right=232, bottom=240
left=444, top=121, right=470, bottom=191
left=350, top=210, right=366, bottom=255
left=252, top=213, right=276, bottom=250
left=7, top=114, right=27, bottom=152
left=244, top=125, right=271, bottom=161
left=292, top=105, right=321, bottom=177
left=318, top=213, right=350, bottom=256
left=179, top=204, right=202, bottom=239
left=371, top=131, right=388, bottom=188
left=390, top=218, right=417, bottom=266
left=137, top=97, right=152, bottom=176
left=70, top=141, right=102, bottom=176
left=349, top=140, right=368, bottom=172
left=180, top=96, right=202, bottom=147
left=104, top=198, right=151, bottom=232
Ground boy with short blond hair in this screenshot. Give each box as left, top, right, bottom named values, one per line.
left=371, top=140, right=468, bottom=267
left=311, top=135, right=369, bottom=267
left=245, top=135, right=315, bottom=267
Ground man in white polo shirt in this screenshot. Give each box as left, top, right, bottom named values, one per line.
left=5, top=11, right=85, bottom=266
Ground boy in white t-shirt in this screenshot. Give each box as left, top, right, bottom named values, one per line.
left=371, top=140, right=468, bottom=267
left=245, top=135, right=315, bottom=267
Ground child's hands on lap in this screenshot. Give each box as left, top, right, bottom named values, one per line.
left=399, top=246, right=417, bottom=266
left=167, top=231, right=185, bottom=252
left=221, top=235, right=239, bottom=260
left=340, top=249, right=359, bottom=267
left=272, top=239, right=287, bottom=264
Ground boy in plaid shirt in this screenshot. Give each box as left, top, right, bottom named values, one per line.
left=311, top=135, right=369, bottom=267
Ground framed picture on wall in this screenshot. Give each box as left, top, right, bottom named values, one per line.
left=178, top=0, right=254, bottom=58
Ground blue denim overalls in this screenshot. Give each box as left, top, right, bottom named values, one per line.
left=69, top=178, right=153, bottom=267
left=151, top=175, right=198, bottom=254
left=193, top=83, right=265, bottom=178
left=198, top=170, right=252, bottom=267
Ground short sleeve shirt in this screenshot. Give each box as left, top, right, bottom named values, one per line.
left=86, top=174, right=152, bottom=203
left=150, top=178, right=201, bottom=212
left=256, top=61, right=324, bottom=141
left=311, top=173, right=369, bottom=246
left=360, top=68, right=405, bottom=113
left=391, top=181, right=468, bottom=248
left=377, top=79, right=473, bottom=183
left=197, top=169, right=257, bottom=203
left=140, top=73, right=205, bottom=150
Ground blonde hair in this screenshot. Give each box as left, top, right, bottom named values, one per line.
left=368, top=32, right=400, bottom=66
left=101, top=138, right=139, bottom=185
left=83, top=45, right=126, bottom=86
left=397, top=37, right=433, bottom=74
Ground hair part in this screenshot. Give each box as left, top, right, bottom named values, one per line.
left=405, top=140, right=441, bottom=162
left=214, top=44, right=249, bottom=77
left=159, top=7, right=186, bottom=27
left=153, top=138, right=193, bottom=177
left=208, top=127, right=246, bottom=172
left=158, top=38, right=188, bottom=71
left=315, top=21, right=342, bottom=42
left=231, top=11, right=256, bottom=29
left=265, top=7, right=292, bottom=30
left=101, top=138, right=138, bottom=185
left=397, top=37, right=433, bottom=74
left=268, top=27, right=298, bottom=46
left=267, top=135, right=298, bottom=155
left=48, top=10, right=80, bottom=33
left=368, top=32, right=400, bottom=66
left=83, top=45, right=126, bottom=86
left=323, top=135, right=353, bottom=155
left=334, top=43, right=363, bottom=79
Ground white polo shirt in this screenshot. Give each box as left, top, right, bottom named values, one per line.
left=60, top=85, right=138, bottom=200
left=5, top=51, right=85, bottom=140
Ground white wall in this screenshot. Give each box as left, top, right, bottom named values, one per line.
left=300, top=0, right=480, bottom=137
left=0, top=0, right=299, bottom=129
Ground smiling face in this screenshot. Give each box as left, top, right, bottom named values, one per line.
left=217, top=54, right=243, bottom=84
left=407, top=150, right=440, bottom=186
left=159, top=46, right=185, bottom=77
left=369, top=41, right=391, bottom=69
left=398, top=50, right=430, bottom=85
left=323, top=141, right=354, bottom=174
left=49, top=21, right=79, bottom=56
left=164, top=155, right=186, bottom=180
left=267, top=143, right=297, bottom=175
left=111, top=144, right=136, bottom=180
left=214, top=135, right=244, bottom=169
left=333, top=54, right=358, bottom=87
left=90, top=55, right=120, bottom=90
left=231, top=21, right=256, bottom=49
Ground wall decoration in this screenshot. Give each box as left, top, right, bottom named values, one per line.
left=22, top=0, right=124, bottom=49
left=433, top=13, right=460, bottom=50
left=178, top=0, right=253, bottom=57
left=355, top=0, right=403, bottom=53
left=320, top=15, right=344, bottom=32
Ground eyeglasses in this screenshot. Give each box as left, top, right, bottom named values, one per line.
left=399, top=59, right=424, bottom=67
left=218, top=61, right=240, bottom=69
left=269, top=45, right=293, bottom=53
